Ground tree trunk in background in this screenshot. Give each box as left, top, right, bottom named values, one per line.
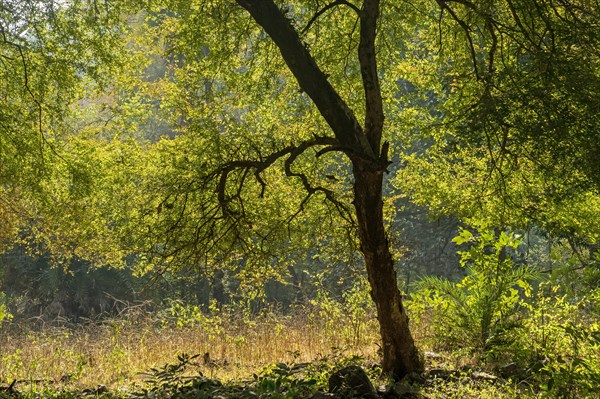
left=353, top=162, right=423, bottom=379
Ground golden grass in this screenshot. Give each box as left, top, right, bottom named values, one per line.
left=0, top=306, right=556, bottom=399
left=0, top=308, right=380, bottom=390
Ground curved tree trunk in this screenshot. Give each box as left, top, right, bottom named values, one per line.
left=353, top=162, right=423, bottom=379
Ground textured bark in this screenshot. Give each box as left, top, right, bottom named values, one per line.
left=358, top=0, right=384, bottom=153
left=235, top=0, right=423, bottom=379
left=352, top=162, right=423, bottom=378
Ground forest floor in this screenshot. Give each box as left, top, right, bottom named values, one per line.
left=0, top=310, right=558, bottom=398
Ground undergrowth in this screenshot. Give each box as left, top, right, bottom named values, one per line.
left=0, top=295, right=379, bottom=390
left=2, top=230, right=600, bottom=398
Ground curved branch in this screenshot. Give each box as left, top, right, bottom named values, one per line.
left=215, top=136, right=338, bottom=210
left=213, top=135, right=354, bottom=228
left=435, top=0, right=481, bottom=80
left=284, top=143, right=355, bottom=225
left=301, top=0, right=360, bottom=35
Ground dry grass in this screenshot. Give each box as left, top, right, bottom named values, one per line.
left=0, top=306, right=380, bottom=390
left=0, top=306, right=553, bottom=399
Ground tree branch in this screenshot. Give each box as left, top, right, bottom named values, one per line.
left=435, top=0, right=481, bottom=80
left=207, top=135, right=355, bottom=252
left=235, top=0, right=375, bottom=160
left=215, top=136, right=339, bottom=214
left=283, top=140, right=354, bottom=225
left=358, top=0, right=384, bottom=158
left=301, top=0, right=360, bottom=35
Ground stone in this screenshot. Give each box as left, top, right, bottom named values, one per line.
left=328, top=365, right=377, bottom=399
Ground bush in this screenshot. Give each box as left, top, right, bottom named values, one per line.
left=409, top=228, right=536, bottom=356
left=514, top=285, right=600, bottom=398
left=0, top=292, right=12, bottom=324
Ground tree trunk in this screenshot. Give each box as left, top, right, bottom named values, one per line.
left=235, top=0, right=423, bottom=380
left=352, top=161, right=423, bottom=379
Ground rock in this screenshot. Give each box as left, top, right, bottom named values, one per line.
left=328, top=365, right=377, bottom=399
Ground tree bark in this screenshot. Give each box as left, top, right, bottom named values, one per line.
left=352, top=161, right=423, bottom=379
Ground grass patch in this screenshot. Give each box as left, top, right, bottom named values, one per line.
left=0, top=304, right=379, bottom=390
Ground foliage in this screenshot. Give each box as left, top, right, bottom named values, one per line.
left=2, top=0, right=600, bottom=393
left=422, top=376, right=522, bottom=399
left=409, top=228, right=537, bottom=354
left=391, top=0, right=600, bottom=242
left=136, top=350, right=371, bottom=399
left=0, top=0, right=133, bottom=256
left=0, top=292, right=11, bottom=324
left=409, top=230, right=600, bottom=397
left=138, top=353, right=225, bottom=399
left=541, top=322, right=600, bottom=397
left=0, top=297, right=376, bottom=388
left=510, top=285, right=600, bottom=398
left=307, top=277, right=378, bottom=348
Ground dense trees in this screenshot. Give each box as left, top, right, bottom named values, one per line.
left=0, top=0, right=131, bottom=258
left=1, top=0, right=599, bottom=381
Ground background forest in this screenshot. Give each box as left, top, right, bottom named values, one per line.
left=1, top=0, right=600, bottom=398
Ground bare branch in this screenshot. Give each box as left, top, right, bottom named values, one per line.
left=435, top=0, right=481, bottom=80
left=284, top=145, right=355, bottom=225
left=316, top=145, right=348, bottom=157
left=215, top=136, right=338, bottom=211
left=301, top=0, right=360, bottom=35
left=486, top=18, right=498, bottom=77
left=212, top=135, right=354, bottom=229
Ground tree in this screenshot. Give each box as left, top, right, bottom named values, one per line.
left=4, top=0, right=599, bottom=381
left=100, top=0, right=423, bottom=377
left=231, top=0, right=423, bottom=377
left=100, top=0, right=599, bottom=379
left=0, top=0, right=131, bottom=255
left=393, top=0, right=600, bottom=240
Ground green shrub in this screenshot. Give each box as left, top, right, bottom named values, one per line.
left=513, top=285, right=600, bottom=398
left=409, top=228, right=537, bottom=356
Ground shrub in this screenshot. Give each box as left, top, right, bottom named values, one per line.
left=514, top=285, right=600, bottom=398
left=409, top=228, right=537, bottom=356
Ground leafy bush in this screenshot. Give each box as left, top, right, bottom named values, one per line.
left=512, top=285, right=600, bottom=398
left=307, top=278, right=377, bottom=348
left=134, top=352, right=369, bottom=399
left=409, top=226, right=600, bottom=397
left=409, top=228, right=537, bottom=355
